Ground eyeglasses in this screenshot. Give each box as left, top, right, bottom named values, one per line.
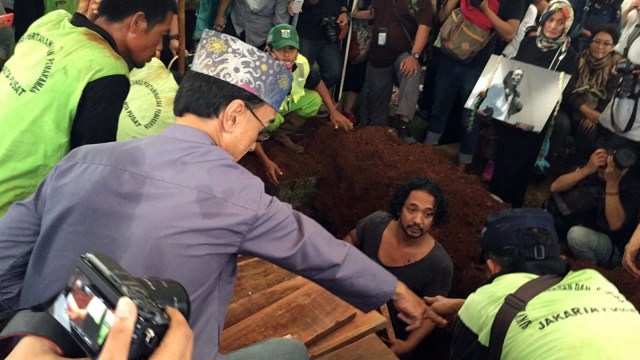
left=246, top=105, right=271, bottom=143
left=591, top=40, right=613, bottom=47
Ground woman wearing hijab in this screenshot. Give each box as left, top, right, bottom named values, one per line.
left=489, top=0, right=577, bottom=208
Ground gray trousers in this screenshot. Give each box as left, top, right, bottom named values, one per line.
left=359, top=52, right=421, bottom=126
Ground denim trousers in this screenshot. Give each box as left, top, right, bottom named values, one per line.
left=426, top=51, right=484, bottom=164
left=567, top=225, right=621, bottom=268
left=299, top=37, right=341, bottom=89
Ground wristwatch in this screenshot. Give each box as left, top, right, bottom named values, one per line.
left=168, top=34, right=179, bottom=40
left=411, top=52, right=421, bottom=60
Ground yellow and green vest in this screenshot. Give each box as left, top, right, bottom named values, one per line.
left=0, top=10, right=128, bottom=217
left=117, top=58, right=179, bottom=141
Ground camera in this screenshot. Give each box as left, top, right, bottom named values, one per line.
left=614, top=58, right=640, bottom=98
left=611, top=148, right=638, bottom=169
left=48, top=253, right=190, bottom=359
left=322, top=17, right=339, bottom=43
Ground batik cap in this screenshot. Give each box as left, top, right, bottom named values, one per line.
left=191, top=30, right=293, bottom=111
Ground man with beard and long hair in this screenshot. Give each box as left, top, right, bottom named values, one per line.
left=344, top=177, right=453, bottom=360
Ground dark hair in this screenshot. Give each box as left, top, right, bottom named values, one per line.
left=389, top=177, right=447, bottom=226
left=99, top=0, right=178, bottom=29
left=589, top=24, right=619, bottom=45
left=174, top=71, right=265, bottom=118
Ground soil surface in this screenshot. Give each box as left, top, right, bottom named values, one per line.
left=240, top=123, right=640, bottom=355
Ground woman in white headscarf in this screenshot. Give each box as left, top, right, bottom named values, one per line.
left=489, top=0, right=577, bottom=208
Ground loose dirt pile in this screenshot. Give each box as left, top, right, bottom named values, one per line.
left=241, top=123, right=640, bottom=318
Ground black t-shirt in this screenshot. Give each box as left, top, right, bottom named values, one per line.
left=355, top=211, right=453, bottom=341
left=514, top=36, right=577, bottom=74
left=296, top=0, right=348, bottom=41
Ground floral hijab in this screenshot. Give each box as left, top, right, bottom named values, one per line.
left=536, top=0, right=574, bottom=51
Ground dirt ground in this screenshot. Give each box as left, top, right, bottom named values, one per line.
left=240, top=122, right=640, bottom=356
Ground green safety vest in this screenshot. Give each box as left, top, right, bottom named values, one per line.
left=0, top=10, right=129, bottom=217
left=117, top=58, right=179, bottom=141
left=459, top=269, right=640, bottom=359
left=265, top=54, right=310, bottom=132
left=44, top=0, right=80, bottom=15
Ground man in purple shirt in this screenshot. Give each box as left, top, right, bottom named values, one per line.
left=0, top=31, right=428, bottom=359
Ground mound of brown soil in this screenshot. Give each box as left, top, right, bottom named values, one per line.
left=241, top=124, right=640, bottom=308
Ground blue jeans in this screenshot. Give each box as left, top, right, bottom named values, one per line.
left=299, top=37, right=341, bottom=89
left=567, top=226, right=621, bottom=268
left=226, top=338, right=309, bottom=360
left=425, top=52, right=484, bottom=164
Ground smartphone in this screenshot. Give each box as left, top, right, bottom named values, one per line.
left=0, top=13, right=13, bottom=29
left=378, top=27, right=387, bottom=46
left=291, top=0, right=304, bottom=13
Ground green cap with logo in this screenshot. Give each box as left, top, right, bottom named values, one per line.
left=267, top=24, right=300, bottom=50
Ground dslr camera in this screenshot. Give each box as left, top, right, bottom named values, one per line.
left=322, top=17, right=340, bottom=43
left=610, top=148, right=638, bottom=169
left=48, top=253, right=190, bottom=359
left=615, top=58, right=640, bottom=98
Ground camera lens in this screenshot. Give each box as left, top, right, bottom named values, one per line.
left=138, top=277, right=191, bottom=320
left=613, top=148, right=637, bottom=169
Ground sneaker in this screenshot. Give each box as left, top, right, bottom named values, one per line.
left=343, top=111, right=358, bottom=126
left=397, top=123, right=417, bottom=144
left=273, top=132, right=304, bottom=154
left=316, top=106, right=329, bottom=118
left=482, top=160, right=495, bottom=182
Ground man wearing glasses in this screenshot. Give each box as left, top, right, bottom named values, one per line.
left=343, top=177, right=453, bottom=360
left=0, top=31, right=430, bottom=360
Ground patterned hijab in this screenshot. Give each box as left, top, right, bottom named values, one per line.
left=536, top=0, right=574, bottom=51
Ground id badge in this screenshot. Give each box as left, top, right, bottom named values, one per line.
left=377, top=27, right=387, bottom=46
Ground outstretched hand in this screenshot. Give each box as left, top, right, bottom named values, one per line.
left=77, top=0, right=100, bottom=21
left=391, top=282, right=427, bottom=332
left=422, top=296, right=465, bottom=327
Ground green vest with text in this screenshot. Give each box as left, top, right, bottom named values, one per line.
left=0, top=10, right=129, bottom=217
left=458, top=269, right=640, bottom=359
left=44, top=0, right=80, bottom=15
left=265, top=54, right=310, bottom=131
left=117, top=58, right=179, bottom=141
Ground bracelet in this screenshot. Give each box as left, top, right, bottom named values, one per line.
left=339, top=9, right=348, bottom=15
left=605, top=192, right=620, bottom=196
left=168, top=34, right=178, bottom=40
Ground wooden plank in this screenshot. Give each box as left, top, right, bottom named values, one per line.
left=224, top=276, right=308, bottom=329
left=315, top=334, right=398, bottom=360
left=308, top=310, right=387, bottom=358
left=231, top=258, right=297, bottom=302
left=220, top=282, right=356, bottom=354
left=379, top=304, right=396, bottom=342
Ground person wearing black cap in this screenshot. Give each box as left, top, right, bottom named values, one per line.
left=422, top=208, right=640, bottom=359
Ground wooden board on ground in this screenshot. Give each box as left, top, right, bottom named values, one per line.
left=308, top=309, right=387, bottom=358
left=230, top=257, right=297, bottom=302
left=225, top=276, right=308, bottom=329
left=315, top=333, right=398, bottom=360
left=220, top=282, right=357, bottom=354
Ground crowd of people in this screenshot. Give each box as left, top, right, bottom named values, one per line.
left=1, top=0, right=640, bottom=359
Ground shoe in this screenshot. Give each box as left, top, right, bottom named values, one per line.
left=343, top=111, right=358, bottom=126
left=396, top=123, right=417, bottom=144
left=273, top=132, right=304, bottom=154
left=316, top=106, right=329, bottom=118
left=482, top=160, right=495, bottom=182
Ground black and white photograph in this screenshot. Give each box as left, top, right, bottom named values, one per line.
left=465, top=55, right=571, bottom=133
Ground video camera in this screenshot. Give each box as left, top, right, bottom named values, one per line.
left=322, top=17, right=340, bottom=43
left=48, top=253, right=190, bottom=359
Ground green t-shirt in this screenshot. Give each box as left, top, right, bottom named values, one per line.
left=459, top=269, right=640, bottom=359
